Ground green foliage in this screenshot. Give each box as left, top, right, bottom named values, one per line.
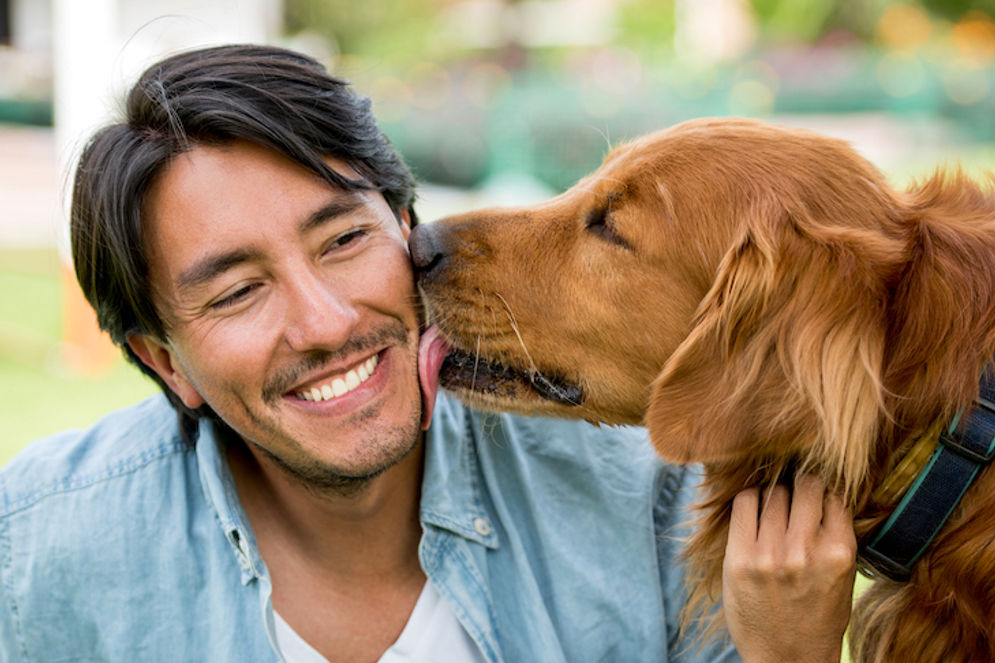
left=284, top=0, right=454, bottom=63
left=616, top=0, right=677, bottom=58
left=751, top=0, right=838, bottom=41
left=749, top=0, right=896, bottom=42
left=920, top=0, right=995, bottom=20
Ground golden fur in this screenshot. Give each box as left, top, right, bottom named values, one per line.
left=410, top=117, right=995, bottom=663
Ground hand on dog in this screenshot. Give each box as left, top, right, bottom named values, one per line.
left=723, top=474, right=857, bottom=663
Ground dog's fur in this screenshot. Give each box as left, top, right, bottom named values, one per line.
left=410, top=118, right=995, bottom=663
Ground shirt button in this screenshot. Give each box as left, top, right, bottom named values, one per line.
left=473, top=517, right=492, bottom=536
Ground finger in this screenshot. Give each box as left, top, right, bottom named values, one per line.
left=786, top=473, right=826, bottom=541
left=817, top=493, right=858, bottom=589
left=756, top=484, right=790, bottom=550
left=820, top=490, right=857, bottom=544
left=726, top=487, right=760, bottom=557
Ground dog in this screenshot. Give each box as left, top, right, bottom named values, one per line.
left=409, top=117, right=995, bottom=663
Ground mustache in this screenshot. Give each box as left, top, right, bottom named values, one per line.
left=261, top=322, right=411, bottom=404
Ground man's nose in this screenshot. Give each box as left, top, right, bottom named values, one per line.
left=282, top=270, right=359, bottom=353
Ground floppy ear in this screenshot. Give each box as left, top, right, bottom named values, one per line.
left=645, top=210, right=894, bottom=493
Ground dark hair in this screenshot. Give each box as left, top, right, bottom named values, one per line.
left=70, top=43, right=418, bottom=436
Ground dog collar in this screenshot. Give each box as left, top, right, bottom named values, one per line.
left=859, top=366, right=995, bottom=581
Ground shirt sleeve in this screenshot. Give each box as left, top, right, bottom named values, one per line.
left=654, top=463, right=742, bottom=663
left=0, top=478, right=25, bottom=663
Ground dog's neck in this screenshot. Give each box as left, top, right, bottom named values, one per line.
left=858, top=367, right=995, bottom=579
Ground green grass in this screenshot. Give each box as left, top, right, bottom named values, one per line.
left=0, top=358, right=158, bottom=464
left=0, top=248, right=157, bottom=465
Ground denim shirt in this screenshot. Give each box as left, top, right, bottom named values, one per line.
left=0, top=392, right=738, bottom=663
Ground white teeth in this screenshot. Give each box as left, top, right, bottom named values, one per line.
left=345, top=370, right=360, bottom=390
left=296, top=354, right=380, bottom=402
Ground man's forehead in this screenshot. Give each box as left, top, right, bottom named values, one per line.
left=148, top=141, right=378, bottom=226
left=142, top=142, right=386, bottom=286
left=184, top=141, right=367, bottom=183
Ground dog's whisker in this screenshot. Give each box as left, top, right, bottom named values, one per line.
left=472, top=335, right=481, bottom=392
left=491, top=292, right=594, bottom=411
left=494, top=291, right=540, bottom=376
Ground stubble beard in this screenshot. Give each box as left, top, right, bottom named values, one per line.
left=251, top=403, right=423, bottom=499
left=246, top=322, right=424, bottom=498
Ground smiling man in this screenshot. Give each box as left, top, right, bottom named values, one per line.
left=132, top=143, right=424, bottom=494
left=0, top=45, right=855, bottom=663
left=131, top=137, right=433, bottom=659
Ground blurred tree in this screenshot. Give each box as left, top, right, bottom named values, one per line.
left=284, top=0, right=450, bottom=63
left=750, top=0, right=893, bottom=42
left=919, top=0, right=995, bottom=19
left=617, top=0, right=678, bottom=57
left=751, top=0, right=837, bottom=41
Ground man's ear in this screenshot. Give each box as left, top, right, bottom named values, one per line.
left=400, top=207, right=412, bottom=240
left=126, top=333, right=205, bottom=410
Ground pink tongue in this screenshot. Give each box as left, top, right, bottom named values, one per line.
left=417, top=325, right=452, bottom=430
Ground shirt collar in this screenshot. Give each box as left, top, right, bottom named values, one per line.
left=420, top=392, right=499, bottom=549
left=193, top=391, right=498, bottom=581
left=194, top=418, right=267, bottom=583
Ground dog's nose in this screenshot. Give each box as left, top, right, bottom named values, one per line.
left=409, top=223, right=446, bottom=279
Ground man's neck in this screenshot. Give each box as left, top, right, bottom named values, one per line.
left=225, top=435, right=425, bottom=581
left=226, top=436, right=428, bottom=661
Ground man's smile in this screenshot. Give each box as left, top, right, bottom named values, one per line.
left=293, top=354, right=380, bottom=402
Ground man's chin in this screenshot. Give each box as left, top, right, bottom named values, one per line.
left=253, top=415, right=423, bottom=498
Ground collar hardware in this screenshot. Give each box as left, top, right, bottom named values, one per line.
left=938, top=413, right=995, bottom=465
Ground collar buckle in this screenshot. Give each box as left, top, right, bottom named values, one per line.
left=858, top=546, right=912, bottom=581
left=940, top=394, right=995, bottom=465
left=859, top=366, right=995, bottom=582
left=939, top=428, right=995, bottom=464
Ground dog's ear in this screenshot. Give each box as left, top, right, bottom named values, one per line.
left=645, top=206, right=897, bottom=492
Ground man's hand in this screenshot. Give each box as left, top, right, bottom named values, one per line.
left=723, top=474, right=857, bottom=663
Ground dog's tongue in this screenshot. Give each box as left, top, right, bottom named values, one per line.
left=417, top=325, right=451, bottom=430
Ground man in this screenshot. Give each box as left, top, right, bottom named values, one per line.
left=0, top=44, right=855, bottom=662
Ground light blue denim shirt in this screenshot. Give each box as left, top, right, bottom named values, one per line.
left=0, top=391, right=738, bottom=663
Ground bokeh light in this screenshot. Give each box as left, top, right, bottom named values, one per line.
left=876, top=4, right=934, bottom=52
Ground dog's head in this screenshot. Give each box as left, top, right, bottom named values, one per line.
left=413, top=122, right=725, bottom=426
left=412, top=117, right=991, bottom=493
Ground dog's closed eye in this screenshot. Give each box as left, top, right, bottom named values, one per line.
left=585, top=206, right=632, bottom=250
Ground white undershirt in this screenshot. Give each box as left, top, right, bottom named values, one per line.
left=273, top=581, right=486, bottom=663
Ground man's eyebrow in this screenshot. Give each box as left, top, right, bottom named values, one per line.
left=176, top=249, right=262, bottom=292
left=299, top=191, right=368, bottom=234
left=173, top=193, right=370, bottom=292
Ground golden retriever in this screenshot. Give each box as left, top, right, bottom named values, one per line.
left=409, top=117, right=995, bottom=663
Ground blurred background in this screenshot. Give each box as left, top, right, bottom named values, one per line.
left=2, top=0, right=995, bottom=465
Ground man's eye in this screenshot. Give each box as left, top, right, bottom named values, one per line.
left=210, top=284, right=257, bottom=310
left=327, top=228, right=368, bottom=251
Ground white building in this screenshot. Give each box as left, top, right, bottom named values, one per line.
left=0, top=0, right=283, bottom=247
